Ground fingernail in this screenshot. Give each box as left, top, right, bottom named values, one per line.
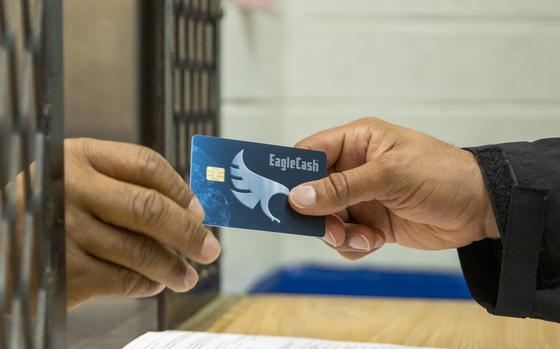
left=322, top=230, right=336, bottom=247
left=185, top=265, right=199, bottom=289
left=200, top=233, right=221, bottom=262
left=290, top=185, right=316, bottom=208
left=188, top=197, right=205, bottom=221
left=348, top=234, right=371, bottom=251
left=374, top=235, right=385, bottom=249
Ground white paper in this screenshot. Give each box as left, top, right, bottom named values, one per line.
left=123, top=331, right=440, bottom=349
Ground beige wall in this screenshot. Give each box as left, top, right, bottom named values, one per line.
left=64, top=0, right=138, bottom=142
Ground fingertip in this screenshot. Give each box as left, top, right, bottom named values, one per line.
left=324, top=215, right=345, bottom=247
left=291, top=174, right=353, bottom=216
left=294, top=138, right=313, bottom=150
left=322, top=230, right=337, bottom=247
left=289, top=185, right=317, bottom=210
left=184, top=264, right=199, bottom=291
left=339, top=224, right=385, bottom=253
left=347, top=234, right=371, bottom=251
left=373, top=233, right=385, bottom=249
left=294, top=144, right=310, bottom=150
left=367, top=226, right=386, bottom=249
left=170, top=264, right=199, bottom=293
left=337, top=251, right=370, bottom=261
left=198, top=232, right=221, bottom=264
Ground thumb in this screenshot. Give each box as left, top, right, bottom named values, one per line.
left=289, top=160, right=391, bottom=216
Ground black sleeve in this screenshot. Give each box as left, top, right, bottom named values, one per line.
left=458, top=138, right=560, bottom=323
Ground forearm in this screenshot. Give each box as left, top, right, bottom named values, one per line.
left=1, top=170, right=36, bottom=314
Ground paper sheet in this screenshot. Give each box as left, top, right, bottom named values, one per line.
left=123, top=331, right=441, bottom=349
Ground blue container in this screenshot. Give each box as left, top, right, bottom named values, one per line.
left=249, top=264, right=472, bottom=300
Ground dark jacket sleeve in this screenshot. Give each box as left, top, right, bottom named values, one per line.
left=458, top=138, right=560, bottom=323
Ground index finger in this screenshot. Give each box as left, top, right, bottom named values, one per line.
left=82, top=174, right=220, bottom=264
left=295, top=126, right=346, bottom=168
left=81, top=139, right=193, bottom=209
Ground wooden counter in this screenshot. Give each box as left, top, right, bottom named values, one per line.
left=179, top=295, right=560, bottom=349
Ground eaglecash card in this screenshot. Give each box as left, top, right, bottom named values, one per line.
left=190, top=135, right=327, bottom=237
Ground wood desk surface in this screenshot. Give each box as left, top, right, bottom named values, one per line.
left=179, top=295, right=560, bottom=349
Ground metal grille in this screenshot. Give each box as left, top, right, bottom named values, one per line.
left=173, top=0, right=221, bottom=177
left=140, top=0, right=222, bottom=330
left=0, top=0, right=65, bottom=348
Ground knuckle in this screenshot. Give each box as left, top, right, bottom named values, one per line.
left=66, top=249, right=97, bottom=304
left=169, top=176, right=192, bottom=206
left=74, top=138, right=91, bottom=156
left=133, top=236, right=160, bottom=272
left=64, top=207, right=81, bottom=236
left=65, top=208, right=91, bottom=244
left=181, top=217, right=206, bottom=253
left=131, top=189, right=167, bottom=227
left=137, top=146, right=165, bottom=180
left=359, top=116, right=382, bottom=125
left=178, top=213, right=208, bottom=254
left=170, top=258, right=187, bottom=279
left=120, top=269, right=160, bottom=297
left=324, top=172, right=350, bottom=204
left=77, top=138, right=100, bottom=163
left=65, top=173, right=80, bottom=195
left=121, top=270, right=145, bottom=296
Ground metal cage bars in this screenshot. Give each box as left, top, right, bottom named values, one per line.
left=0, top=1, right=65, bottom=349
left=0, top=0, right=221, bottom=345
left=139, top=0, right=222, bottom=330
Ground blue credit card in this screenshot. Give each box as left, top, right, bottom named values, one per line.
left=190, top=135, right=327, bottom=237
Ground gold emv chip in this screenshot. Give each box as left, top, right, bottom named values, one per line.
left=206, top=166, right=225, bottom=182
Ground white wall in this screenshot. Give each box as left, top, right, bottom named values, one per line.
left=220, top=0, right=560, bottom=293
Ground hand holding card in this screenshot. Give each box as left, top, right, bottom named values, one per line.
left=190, top=135, right=327, bottom=237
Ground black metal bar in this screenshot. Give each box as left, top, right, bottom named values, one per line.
left=139, top=0, right=162, bottom=152
left=41, top=1, right=66, bottom=347
left=0, top=13, right=8, bottom=343
left=140, top=0, right=222, bottom=331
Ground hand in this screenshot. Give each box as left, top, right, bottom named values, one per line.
left=289, top=118, right=499, bottom=260
left=64, top=138, right=220, bottom=308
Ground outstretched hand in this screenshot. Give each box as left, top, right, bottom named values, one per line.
left=289, top=118, right=499, bottom=260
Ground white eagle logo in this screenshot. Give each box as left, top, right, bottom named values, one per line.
left=230, top=150, right=289, bottom=223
